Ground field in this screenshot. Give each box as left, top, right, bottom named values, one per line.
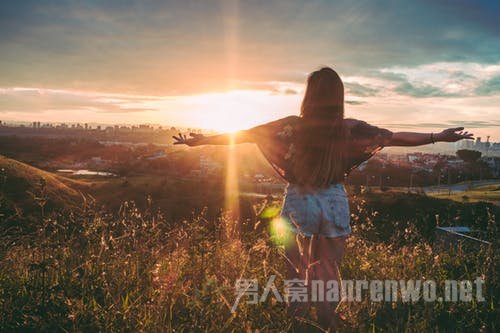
left=0, top=176, right=498, bottom=331
left=428, top=183, right=500, bottom=206
left=0, top=156, right=498, bottom=331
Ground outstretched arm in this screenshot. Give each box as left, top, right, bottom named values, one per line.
left=172, top=130, right=254, bottom=146
left=173, top=116, right=298, bottom=147
left=387, top=127, right=473, bottom=146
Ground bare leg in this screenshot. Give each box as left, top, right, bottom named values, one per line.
left=284, top=234, right=316, bottom=327
left=314, top=236, right=347, bottom=330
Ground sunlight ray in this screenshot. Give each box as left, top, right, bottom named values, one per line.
left=224, top=133, right=240, bottom=236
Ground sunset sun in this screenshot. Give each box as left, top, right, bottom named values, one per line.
left=185, top=90, right=297, bottom=133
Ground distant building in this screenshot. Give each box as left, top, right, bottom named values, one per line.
left=459, top=139, right=474, bottom=149
left=138, top=124, right=153, bottom=132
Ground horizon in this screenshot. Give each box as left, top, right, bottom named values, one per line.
left=1, top=1, right=499, bottom=140
left=3, top=118, right=499, bottom=158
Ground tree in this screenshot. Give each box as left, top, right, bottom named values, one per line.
left=456, top=149, right=481, bottom=163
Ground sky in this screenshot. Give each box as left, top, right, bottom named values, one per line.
left=0, top=0, right=499, bottom=139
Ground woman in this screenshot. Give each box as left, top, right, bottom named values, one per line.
left=173, top=67, right=473, bottom=330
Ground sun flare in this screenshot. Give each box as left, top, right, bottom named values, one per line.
left=185, top=90, right=293, bottom=133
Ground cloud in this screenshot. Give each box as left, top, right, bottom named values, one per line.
left=394, top=81, right=457, bottom=98
left=283, top=88, right=298, bottom=95
left=450, top=70, right=476, bottom=81
left=233, top=80, right=302, bottom=95
left=0, top=88, right=153, bottom=113
left=381, top=120, right=500, bottom=129
left=344, top=82, right=379, bottom=97
left=1, top=1, right=499, bottom=94
left=1, top=2, right=499, bottom=139
left=379, top=62, right=500, bottom=97
left=345, top=100, right=365, bottom=105
left=370, top=71, right=408, bottom=82
left=447, top=120, right=500, bottom=128
left=475, top=75, right=500, bottom=96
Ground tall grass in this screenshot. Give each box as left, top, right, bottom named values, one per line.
left=0, top=182, right=497, bottom=332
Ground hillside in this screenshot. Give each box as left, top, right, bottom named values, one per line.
left=0, top=155, right=85, bottom=221
left=0, top=157, right=497, bottom=331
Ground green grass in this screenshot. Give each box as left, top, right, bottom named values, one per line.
left=0, top=158, right=498, bottom=331
left=0, top=191, right=497, bottom=332
left=0, top=155, right=85, bottom=218
left=429, top=184, right=500, bottom=205
left=0, top=155, right=84, bottom=193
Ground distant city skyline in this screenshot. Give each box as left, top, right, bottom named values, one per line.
left=2, top=119, right=499, bottom=159
left=1, top=1, right=499, bottom=139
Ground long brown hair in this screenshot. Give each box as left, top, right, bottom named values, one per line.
left=291, top=67, right=348, bottom=188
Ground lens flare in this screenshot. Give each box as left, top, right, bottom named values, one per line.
left=269, top=217, right=293, bottom=246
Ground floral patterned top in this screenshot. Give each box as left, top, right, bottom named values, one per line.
left=244, top=115, right=393, bottom=184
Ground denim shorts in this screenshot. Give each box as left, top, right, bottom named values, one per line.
left=280, top=183, right=351, bottom=238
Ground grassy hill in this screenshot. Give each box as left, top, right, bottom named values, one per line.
left=0, top=155, right=85, bottom=221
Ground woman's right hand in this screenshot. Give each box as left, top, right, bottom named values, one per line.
left=172, top=132, right=205, bottom=146
left=436, top=127, right=474, bottom=142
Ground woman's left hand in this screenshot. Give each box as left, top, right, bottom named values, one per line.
left=437, top=127, right=474, bottom=142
